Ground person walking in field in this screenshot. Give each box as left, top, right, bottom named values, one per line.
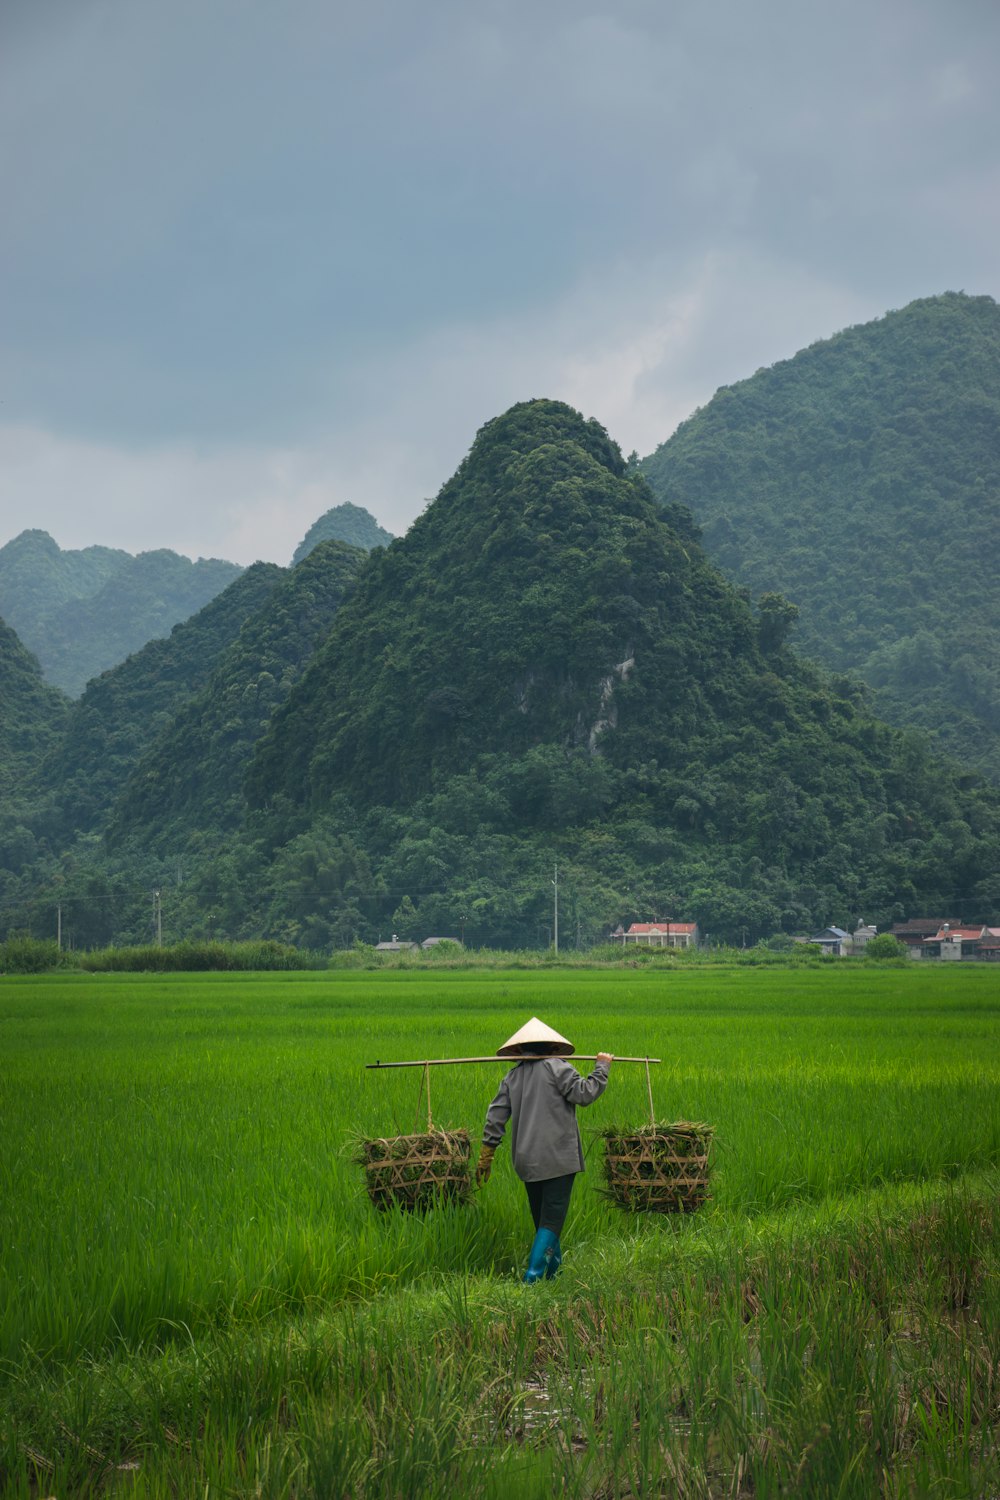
left=475, top=1017, right=612, bottom=1282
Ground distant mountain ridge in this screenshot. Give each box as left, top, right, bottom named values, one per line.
left=292, top=503, right=393, bottom=564
left=641, top=292, right=1000, bottom=781
left=0, top=530, right=243, bottom=697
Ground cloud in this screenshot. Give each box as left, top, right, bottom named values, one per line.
left=0, top=426, right=314, bottom=565
left=0, top=248, right=882, bottom=564
left=1, top=0, right=998, bottom=566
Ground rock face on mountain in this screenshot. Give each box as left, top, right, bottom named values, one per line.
left=291, top=503, right=393, bottom=565
left=641, top=292, right=1000, bottom=782
left=0, top=530, right=242, bottom=696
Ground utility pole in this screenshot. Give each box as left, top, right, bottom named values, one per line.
left=56, top=903, right=61, bottom=951
left=154, top=889, right=162, bottom=947
left=552, top=862, right=559, bottom=954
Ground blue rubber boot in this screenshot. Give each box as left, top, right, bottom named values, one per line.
left=544, top=1237, right=562, bottom=1279
left=523, top=1228, right=558, bottom=1283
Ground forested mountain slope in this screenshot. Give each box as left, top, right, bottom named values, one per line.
left=107, top=540, right=366, bottom=849
left=291, top=503, right=393, bottom=564
left=0, top=530, right=243, bottom=696
left=641, top=292, right=1000, bottom=780
left=0, top=618, right=68, bottom=801
left=44, top=563, right=286, bottom=842
left=235, top=399, right=1000, bottom=945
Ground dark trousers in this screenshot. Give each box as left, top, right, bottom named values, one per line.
left=524, top=1173, right=575, bottom=1236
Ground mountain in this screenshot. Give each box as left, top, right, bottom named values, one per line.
left=0, top=530, right=129, bottom=623
left=0, top=617, right=69, bottom=802
left=291, top=503, right=394, bottom=565
left=640, top=292, right=1000, bottom=781
left=44, top=563, right=286, bottom=842
left=0, top=618, right=69, bottom=884
left=237, top=398, right=1000, bottom=945
left=9, top=399, right=1000, bottom=950
left=0, top=530, right=243, bottom=696
left=106, top=540, right=366, bottom=849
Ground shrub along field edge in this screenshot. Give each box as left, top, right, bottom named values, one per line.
left=0, top=932, right=906, bottom=973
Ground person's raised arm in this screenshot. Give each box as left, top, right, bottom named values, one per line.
left=553, top=1053, right=612, bottom=1106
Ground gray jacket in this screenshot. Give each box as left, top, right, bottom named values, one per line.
left=482, top=1057, right=609, bottom=1181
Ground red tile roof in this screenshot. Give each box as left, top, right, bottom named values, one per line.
left=923, top=926, right=984, bottom=942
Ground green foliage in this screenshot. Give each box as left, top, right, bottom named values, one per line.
left=0, top=616, right=68, bottom=804
left=76, top=939, right=321, bottom=971
left=291, top=502, right=393, bottom=564
left=42, top=562, right=285, bottom=843
left=864, top=931, right=908, bottom=960
left=0, top=529, right=242, bottom=696
left=642, top=292, right=1000, bottom=781
left=0, top=935, right=64, bottom=973
left=0, top=528, right=127, bottom=625
left=250, top=401, right=663, bottom=811
left=105, top=540, right=365, bottom=851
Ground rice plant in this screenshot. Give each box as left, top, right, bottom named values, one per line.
left=0, top=964, right=997, bottom=1494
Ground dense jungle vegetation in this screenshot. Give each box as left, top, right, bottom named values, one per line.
left=0, top=617, right=67, bottom=804
left=642, top=292, right=1000, bottom=781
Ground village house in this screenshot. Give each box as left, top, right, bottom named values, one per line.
left=808, top=925, right=851, bottom=956
left=921, top=923, right=992, bottom=961
left=375, top=935, right=420, bottom=953
left=890, top=918, right=954, bottom=959
left=889, top=918, right=1000, bottom=961
left=979, top=929, right=1000, bottom=961
left=610, top=921, right=700, bottom=949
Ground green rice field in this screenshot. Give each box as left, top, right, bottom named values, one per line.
left=1, top=965, right=998, bottom=1496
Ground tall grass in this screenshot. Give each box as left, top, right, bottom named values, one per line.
left=76, top=938, right=325, bottom=971
left=0, top=966, right=997, bottom=1494
left=3, top=1179, right=997, bottom=1496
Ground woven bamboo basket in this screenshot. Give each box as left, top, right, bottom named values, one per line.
left=359, top=1128, right=472, bottom=1211
left=601, top=1121, right=714, bottom=1214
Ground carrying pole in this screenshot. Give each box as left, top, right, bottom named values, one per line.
left=367, top=1054, right=661, bottom=1068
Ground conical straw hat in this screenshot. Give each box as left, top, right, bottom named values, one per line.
left=497, top=1017, right=574, bottom=1058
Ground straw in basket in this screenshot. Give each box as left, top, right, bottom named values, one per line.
left=358, top=1129, right=472, bottom=1212
left=601, top=1120, right=714, bottom=1213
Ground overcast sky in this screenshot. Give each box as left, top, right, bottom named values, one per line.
left=2, top=0, right=998, bottom=565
